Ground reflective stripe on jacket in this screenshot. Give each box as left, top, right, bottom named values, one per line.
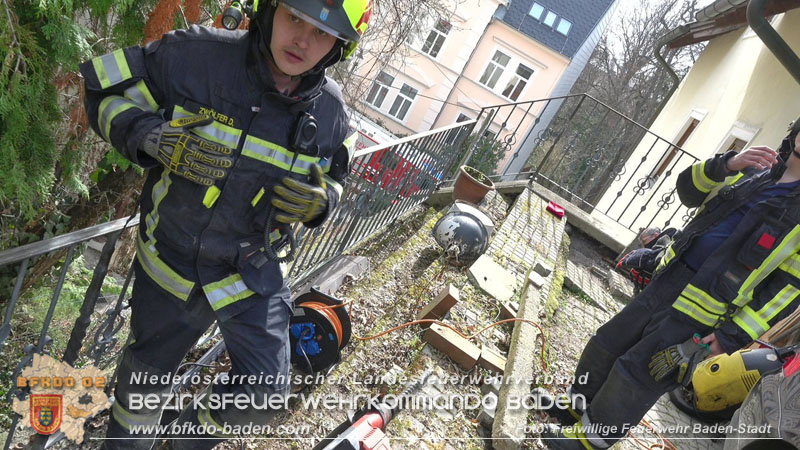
left=658, top=152, right=800, bottom=350
left=80, top=26, right=353, bottom=318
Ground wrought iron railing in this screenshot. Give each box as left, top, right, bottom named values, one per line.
left=451, top=93, right=700, bottom=232
left=0, top=118, right=475, bottom=450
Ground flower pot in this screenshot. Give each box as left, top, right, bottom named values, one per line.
left=452, top=165, right=495, bottom=204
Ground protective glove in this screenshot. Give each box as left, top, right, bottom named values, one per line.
left=140, top=115, right=234, bottom=186
left=648, top=333, right=710, bottom=386
left=271, top=163, right=329, bottom=224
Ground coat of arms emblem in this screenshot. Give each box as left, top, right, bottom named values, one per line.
left=30, top=394, right=62, bottom=434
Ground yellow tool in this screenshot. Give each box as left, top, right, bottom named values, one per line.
left=669, top=345, right=798, bottom=422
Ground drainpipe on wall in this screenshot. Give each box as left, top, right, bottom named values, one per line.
left=650, top=37, right=682, bottom=128
left=747, top=0, right=800, bottom=86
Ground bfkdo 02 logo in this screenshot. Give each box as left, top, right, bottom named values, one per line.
left=30, top=394, right=63, bottom=434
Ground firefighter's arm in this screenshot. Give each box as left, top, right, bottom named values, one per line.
left=675, top=151, right=738, bottom=207
left=302, top=132, right=355, bottom=228
left=715, top=269, right=800, bottom=353
left=79, top=45, right=166, bottom=167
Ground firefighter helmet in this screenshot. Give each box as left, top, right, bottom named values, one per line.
left=246, top=0, right=371, bottom=67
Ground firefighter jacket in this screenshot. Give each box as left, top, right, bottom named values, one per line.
left=656, top=145, right=800, bottom=353
left=80, top=25, right=353, bottom=319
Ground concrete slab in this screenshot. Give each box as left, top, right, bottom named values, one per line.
left=292, top=255, right=370, bottom=298
left=607, top=268, right=636, bottom=302
left=564, top=260, right=615, bottom=313
left=534, top=261, right=553, bottom=277
left=528, top=271, right=546, bottom=289
left=468, top=255, right=519, bottom=302
left=529, top=182, right=636, bottom=254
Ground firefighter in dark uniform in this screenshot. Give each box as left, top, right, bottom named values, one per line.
left=79, top=0, right=372, bottom=448
left=541, top=121, right=800, bottom=449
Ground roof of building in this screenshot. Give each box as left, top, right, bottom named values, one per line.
left=661, top=0, right=800, bottom=48
left=500, top=0, right=616, bottom=59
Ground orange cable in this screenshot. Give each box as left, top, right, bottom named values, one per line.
left=310, top=302, right=549, bottom=373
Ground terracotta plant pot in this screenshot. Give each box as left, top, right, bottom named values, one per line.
left=452, top=165, right=495, bottom=204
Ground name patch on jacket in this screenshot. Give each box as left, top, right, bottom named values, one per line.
left=183, top=99, right=235, bottom=127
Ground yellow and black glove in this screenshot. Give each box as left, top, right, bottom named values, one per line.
left=272, top=163, right=329, bottom=224
left=648, top=334, right=710, bottom=386
left=140, top=115, right=234, bottom=186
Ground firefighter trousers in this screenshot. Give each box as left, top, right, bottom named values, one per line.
left=102, top=261, right=292, bottom=450
left=568, top=260, right=713, bottom=446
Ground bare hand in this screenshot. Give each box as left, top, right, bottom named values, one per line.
left=701, top=332, right=724, bottom=356
left=726, top=146, right=779, bottom=172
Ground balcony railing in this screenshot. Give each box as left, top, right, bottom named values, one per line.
left=450, top=93, right=700, bottom=232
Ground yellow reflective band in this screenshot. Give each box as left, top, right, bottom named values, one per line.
left=324, top=174, right=344, bottom=198
left=683, top=284, right=727, bottom=315
left=135, top=235, right=195, bottom=301
left=268, top=229, right=281, bottom=243
left=145, top=172, right=171, bottom=243
left=195, top=386, right=233, bottom=438
left=251, top=187, right=265, bottom=207
left=91, top=49, right=133, bottom=89
left=691, top=161, right=717, bottom=193
left=203, top=186, right=221, bottom=208
left=173, top=105, right=242, bottom=148
left=111, top=400, right=160, bottom=431
left=732, top=306, right=770, bottom=340
left=673, top=296, right=719, bottom=326
left=242, top=135, right=321, bottom=175
left=656, top=245, right=676, bottom=272
left=124, top=80, right=159, bottom=112
left=203, top=274, right=255, bottom=310
left=758, top=284, right=800, bottom=322
left=98, top=96, right=142, bottom=142
left=779, top=254, right=800, bottom=278
left=343, top=131, right=358, bottom=160
left=733, top=225, right=800, bottom=307
left=114, top=49, right=133, bottom=82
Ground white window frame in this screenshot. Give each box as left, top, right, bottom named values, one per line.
left=714, top=121, right=760, bottom=155
left=420, top=19, right=451, bottom=58
left=543, top=11, right=557, bottom=27
left=365, top=71, right=394, bottom=109
left=556, top=18, right=572, bottom=35
left=500, top=63, right=534, bottom=101
left=387, top=83, right=418, bottom=122
left=649, top=109, right=707, bottom=180
left=479, top=50, right=511, bottom=90
left=529, top=2, right=545, bottom=20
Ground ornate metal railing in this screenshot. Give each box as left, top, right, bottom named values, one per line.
left=451, top=93, right=700, bottom=232
left=0, top=118, right=475, bottom=450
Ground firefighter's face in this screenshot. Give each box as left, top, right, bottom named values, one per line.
left=271, top=5, right=337, bottom=76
